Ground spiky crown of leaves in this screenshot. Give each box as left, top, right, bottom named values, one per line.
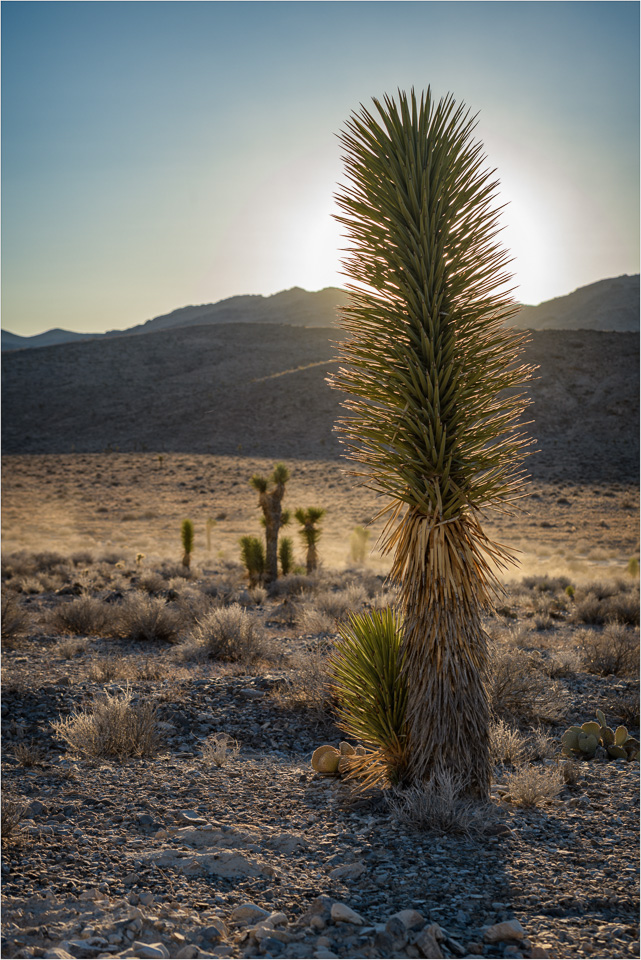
left=329, top=88, right=535, bottom=522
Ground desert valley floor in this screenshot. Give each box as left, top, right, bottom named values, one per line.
left=1, top=451, right=639, bottom=960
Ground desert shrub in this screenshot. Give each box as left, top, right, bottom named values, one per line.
left=272, top=647, right=333, bottom=717
left=201, top=733, right=240, bottom=767
left=56, top=638, right=88, bottom=659
left=579, top=623, right=639, bottom=677
left=268, top=574, right=315, bottom=598
left=560, top=760, right=581, bottom=787
left=489, top=720, right=528, bottom=766
left=611, top=690, right=640, bottom=727
left=387, top=771, right=494, bottom=835
left=1, top=793, right=26, bottom=840
left=525, top=726, right=556, bottom=761
left=51, top=688, right=160, bottom=759
left=501, top=763, right=562, bottom=807
left=522, top=575, right=572, bottom=594
left=313, top=583, right=368, bottom=621
left=487, top=643, right=569, bottom=723
left=541, top=647, right=583, bottom=678
left=573, top=583, right=640, bottom=626
left=1, top=594, right=30, bottom=647
left=115, top=592, right=183, bottom=644
left=296, top=605, right=336, bottom=635
left=88, top=655, right=167, bottom=683
left=137, top=571, right=168, bottom=596
left=48, top=596, right=112, bottom=636
left=14, top=741, right=46, bottom=767
left=188, top=604, right=271, bottom=663
left=627, top=557, right=639, bottom=577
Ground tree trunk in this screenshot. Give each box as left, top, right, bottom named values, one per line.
left=385, top=508, right=500, bottom=798
left=260, top=483, right=285, bottom=584
left=306, top=543, right=318, bottom=575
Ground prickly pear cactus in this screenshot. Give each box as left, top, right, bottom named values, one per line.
left=561, top=711, right=640, bottom=762
left=312, top=742, right=366, bottom=776
left=311, top=745, right=341, bottom=775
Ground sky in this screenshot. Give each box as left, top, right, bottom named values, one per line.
left=2, top=1, right=639, bottom=337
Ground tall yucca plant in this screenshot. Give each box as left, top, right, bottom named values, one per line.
left=330, top=89, right=534, bottom=798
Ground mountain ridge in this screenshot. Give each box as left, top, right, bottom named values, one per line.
left=2, top=275, right=638, bottom=351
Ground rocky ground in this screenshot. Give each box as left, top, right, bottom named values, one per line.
left=1, top=454, right=639, bottom=960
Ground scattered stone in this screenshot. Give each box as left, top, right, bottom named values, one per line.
left=176, top=810, right=209, bottom=826
left=328, top=861, right=366, bottom=880
left=391, top=909, right=426, bottom=932
left=330, top=903, right=364, bottom=925
left=415, top=925, right=444, bottom=959
left=232, top=903, right=271, bottom=924
left=484, top=919, right=526, bottom=943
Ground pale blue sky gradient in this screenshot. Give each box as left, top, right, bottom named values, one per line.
left=2, top=1, right=639, bottom=335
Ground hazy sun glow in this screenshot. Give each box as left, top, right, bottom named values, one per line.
left=2, top=1, right=638, bottom=336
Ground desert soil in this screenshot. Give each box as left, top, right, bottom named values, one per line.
left=1, top=452, right=639, bottom=960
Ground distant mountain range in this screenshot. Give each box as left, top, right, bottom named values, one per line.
left=1, top=274, right=638, bottom=351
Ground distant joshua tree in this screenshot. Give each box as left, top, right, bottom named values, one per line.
left=250, top=463, right=290, bottom=584
left=181, top=519, right=194, bottom=570
left=295, top=507, right=326, bottom=574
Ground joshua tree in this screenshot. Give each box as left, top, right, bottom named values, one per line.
left=330, top=89, right=533, bottom=798
left=295, top=507, right=326, bottom=574
left=181, top=519, right=194, bottom=570
left=250, top=463, right=290, bottom=584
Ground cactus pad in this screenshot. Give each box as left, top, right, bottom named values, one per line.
left=614, top=725, right=629, bottom=746
left=311, top=745, right=341, bottom=775
left=581, top=721, right=601, bottom=738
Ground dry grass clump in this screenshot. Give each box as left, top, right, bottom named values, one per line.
left=489, top=720, right=528, bottom=766
left=14, top=740, right=46, bottom=767
left=48, top=596, right=112, bottom=636
left=186, top=604, right=272, bottom=664
left=295, top=582, right=368, bottom=634
left=487, top=643, right=569, bottom=723
left=611, top=690, right=640, bottom=727
left=88, top=655, right=167, bottom=683
left=201, top=732, right=240, bottom=767
left=1, top=793, right=26, bottom=840
left=51, top=688, right=160, bottom=759
left=541, top=646, right=583, bottom=678
left=579, top=623, right=639, bottom=677
left=115, top=592, right=183, bottom=644
left=56, top=637, right=89, bottom=659
left=501, top=763, right=563, bottom=807
left=387, top=771, right=495, bottom=835
left=1, top=593, right=30, bottom=648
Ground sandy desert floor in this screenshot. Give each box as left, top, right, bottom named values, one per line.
left=1, top=454, right=639, bottom=582
left=1, top=453, right=639, bottom=960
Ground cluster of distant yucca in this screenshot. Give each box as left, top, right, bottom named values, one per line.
left=240, top=463, right=326, bottom=585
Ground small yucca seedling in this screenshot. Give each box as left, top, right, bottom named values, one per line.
left=350, top=526, right=371, bottom=565
left=240, top=535, right=266, bottom=586
left=206, top=518, right=216, bottom=552
left=329, top=608, right=408, bottom=789
left=250, top=463, right=290, bottom=584
left=295, top=507, right=326, bottom=574
left=279, top=537, right=294, bottom=576
left=181, top=519, right=195, bottom=569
